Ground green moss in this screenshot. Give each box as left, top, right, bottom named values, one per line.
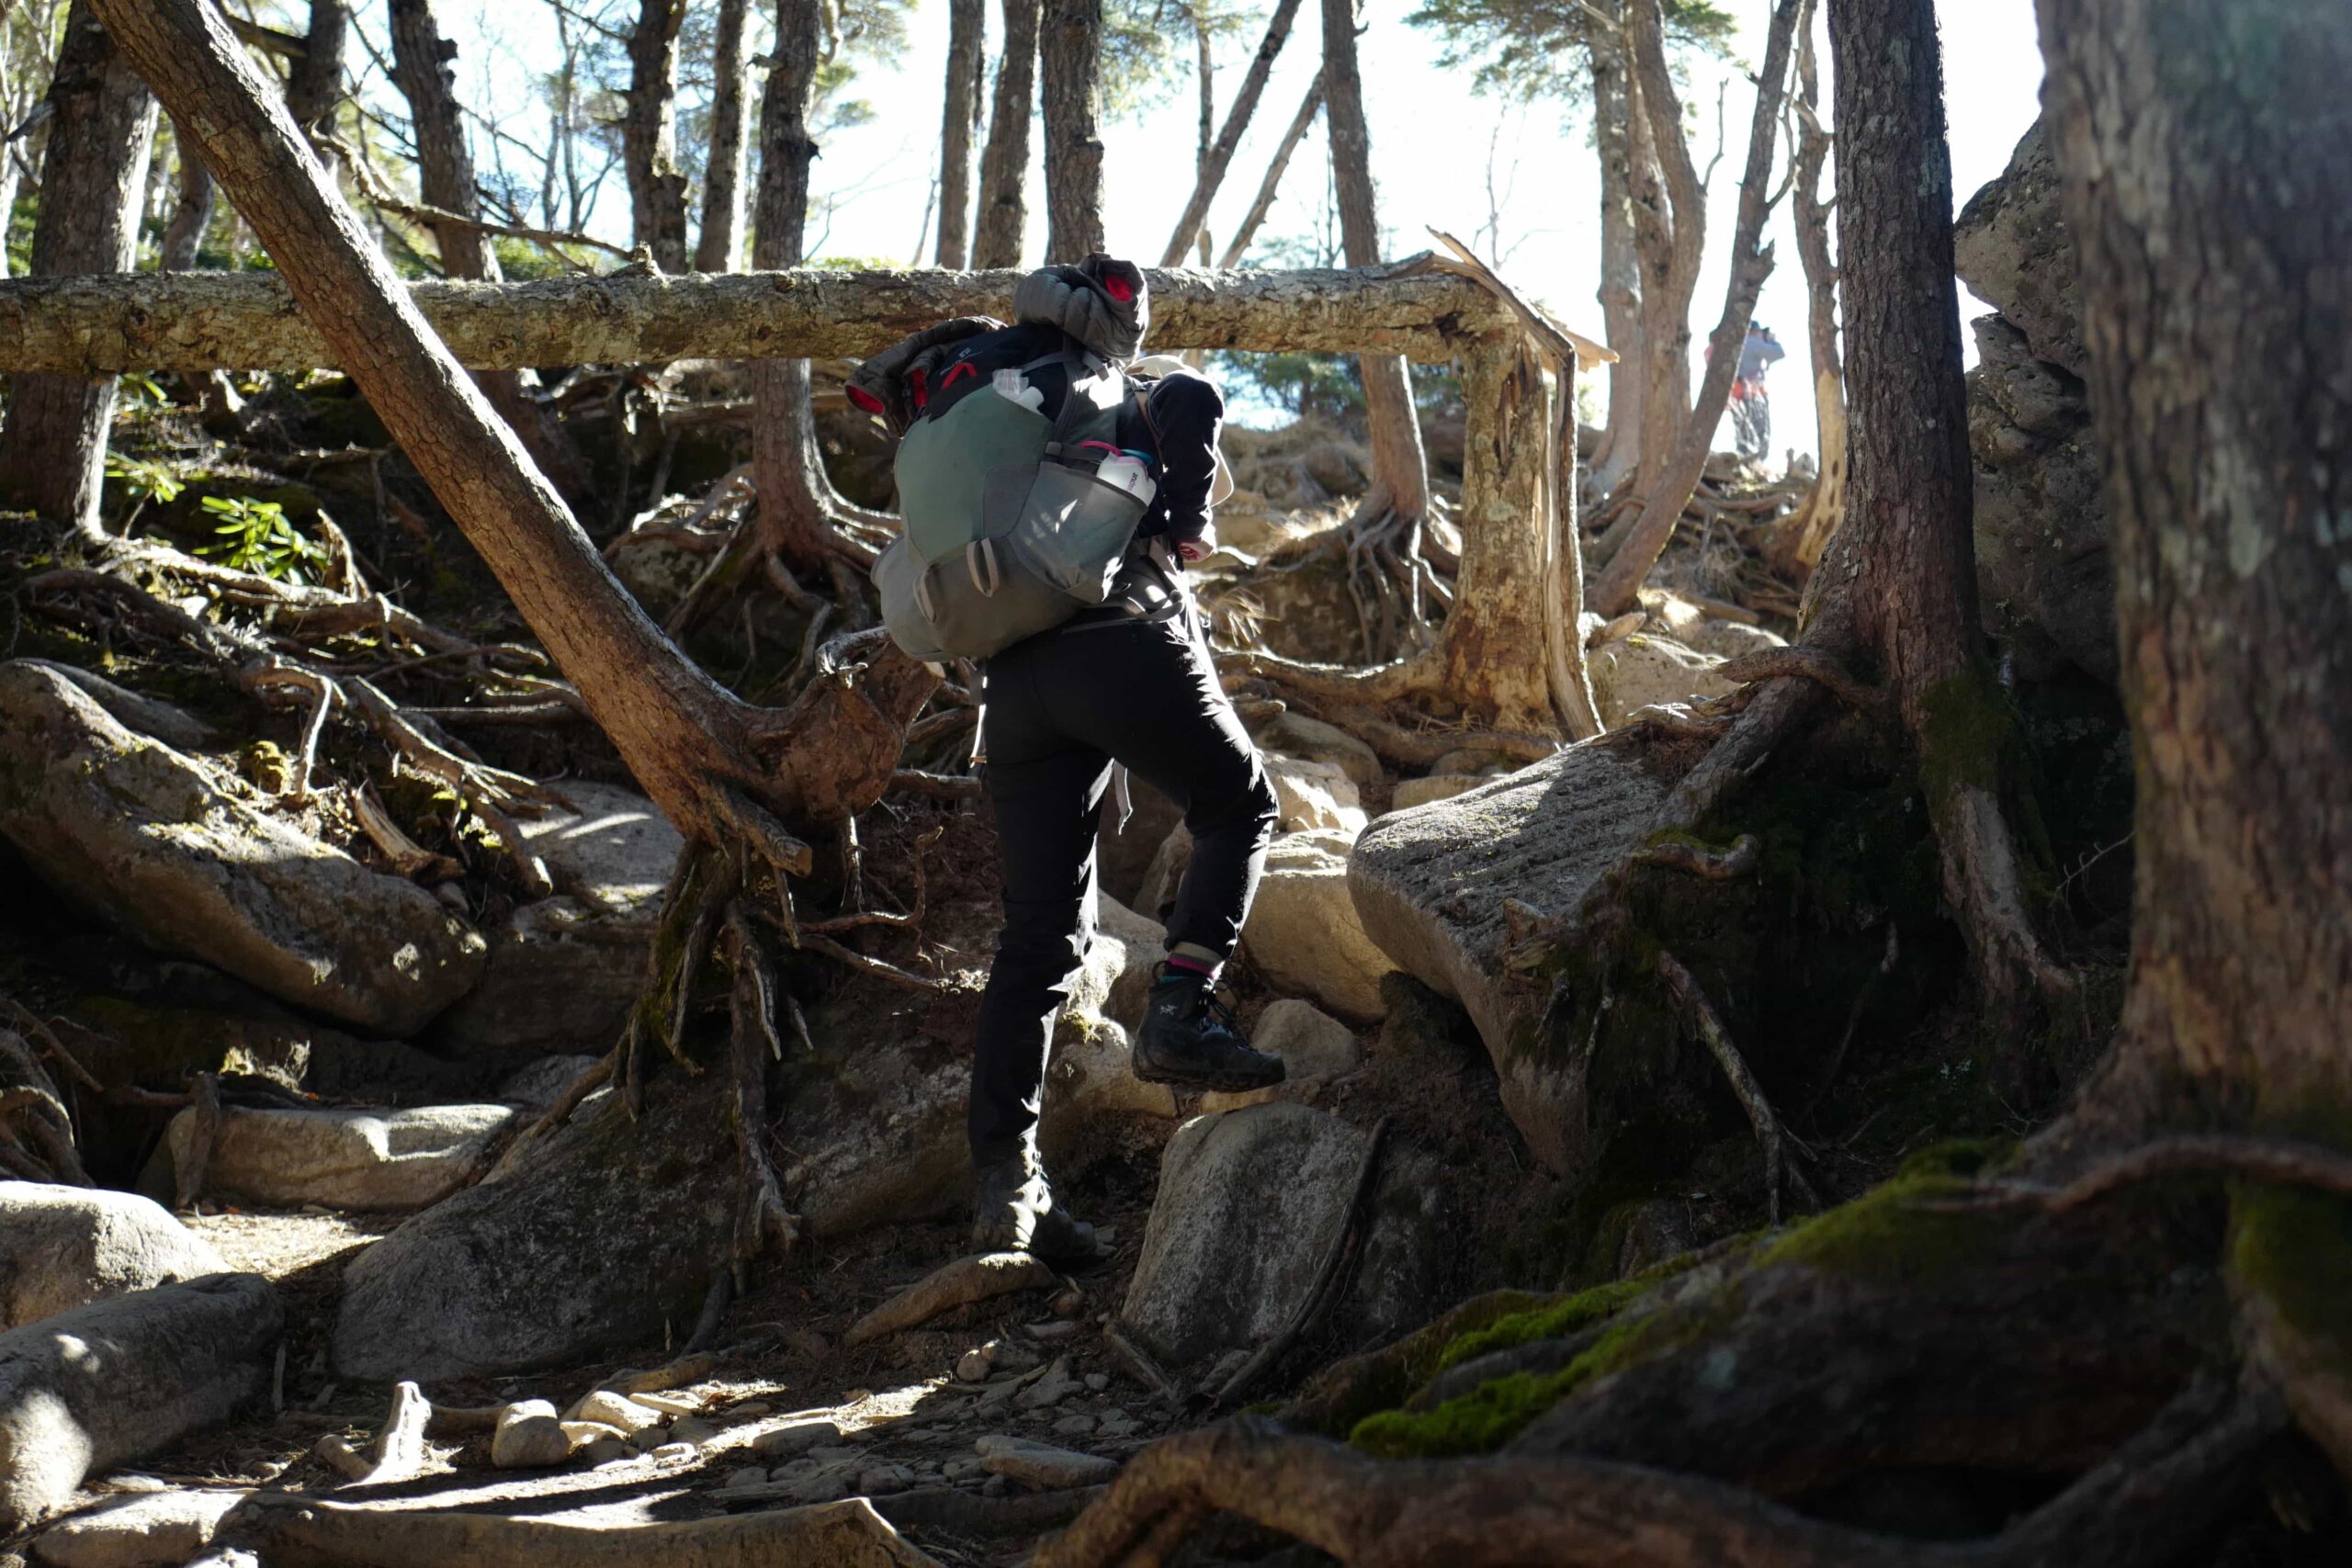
left=1758, top=1140, right=2009, bottom=1287
left=1289, top=1290, right=1549, bottom=1438
left=2229, top=1119, right=2352, bottom=1381
left=1435, top=1253, right=1703, bottom=1372
left=1351, top=1319, right=1640, bottom=1459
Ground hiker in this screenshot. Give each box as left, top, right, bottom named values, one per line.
left=850, top=256, right=1284, bottom=1268
left=1731, top=321, right=1784, bottom=461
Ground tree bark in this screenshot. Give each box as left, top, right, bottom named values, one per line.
left=1038, top=0, right=1104, bottom=260
left=0, top=0, right=156, bottom=536
left=1319, top=0, right=1426, bottom=524
left=85, top=0, right=931, bottom=845
left=286, top=0, right=345, bottom=135
left=0, top=265, right=1506, bottom=372
left=1821, top=0, right=2061, bottom=1034
left=1216, top=73, right=1320, bottom=268
left=1159, top=0, right=1304, bottom=268
left=1621, top=0, right=1701, bottom=501
left=623, top=0, right=689, bottom=273
left=1588, top=0, right=1799, bottom=617
left=971, top=0, right=1040, bottom=269
left=1586, top=13, right=1644, bottom=497
left=1776, top=0, right=1845, bottom=573
left=933, top=0, right=984, bottom=268
left=387, top=0, right=590, bottom=505
left=2033, top=0, right=2352, bottom=1471
left=158, top=118, right=214, bottom=270
left=693, top=0, right=755, bottom=273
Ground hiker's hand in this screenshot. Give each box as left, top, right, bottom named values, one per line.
left=1177, top=538, right=1209, bottom=564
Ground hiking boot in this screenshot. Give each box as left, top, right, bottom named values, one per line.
left=971, top=1149, right=1102, bottom=1269
left=1131, top=967, right=1287, bottom=1091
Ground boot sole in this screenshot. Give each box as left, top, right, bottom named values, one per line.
left=1131, top=1060, right=1288, bottom=1093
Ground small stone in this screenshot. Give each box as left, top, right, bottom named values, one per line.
left=569, top=1389, right=662, bottom=1433
left=1025, top=1319, right=1079, bottom=1341
left=560, top=1419, right=624, bottom=1449
left=104, top=1475, right=169, bottom=1494
left=1052, top=1413, right=1098, bottom=1437
left=650, top=1442, right=697, bottom=1463
left=982, top=1474, right=1009, bottom=1497
left=582, top=1437, right=630, bottom=1464
left=627, top=1423, right=672, bottom=1451
left=729, top=1401, right=775, bottom=1418
left=987, top=1337, right=1043, bottom=1372
left=491, top=1400, right=570, bottom=1468
left=725, top=1465, right=767, bottom=1488
left=976, top=1434, right=1120, bottom=1489
left=1014, top=1357, right=1081, bottom=1410
left=809, top=1445, right=860, bottom=1468
left=780, top=1327, right=831, bottom=1359
left=1049, top=1287, right=1087, bottom=1319
left=956, top=1348, right=990, bottom=1382
left=1083, top=1372, right=1110, bottom=1393
left=859, top=1463, right=915, bottom=1495
left=752, top=1418, right=842, bottom=1459
left=630, top=1391, right=702, bottom=1417
left=1098, top=1415, right=1138, bottom=1439
left=668, top=1416, right=719, bottom=1446
left=943, top=1455, right=985, bottom=1482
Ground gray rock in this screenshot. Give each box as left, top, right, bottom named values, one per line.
left=1350, top=745, right=1672, bottom=1174
left=1119, top=1103, right=1440, bottom=1373
left=956, top=1349, right=989, bottom=1382
left=752, top=1418, right=843, bottom=1459
left=496, top=1054, right=605, bottom=1110
left=1388, top=774, right=1484, bottom=812
left=1243, top=830, right=1396, bottom=1021
left=724, top=1464, right=768, bottom=1489
left=437, top=784, right=684, bottom=1055
left=27, top=1487, right=243, bottom=1568
left=0, top=1273, right=280, bottom=1530
left=151, top=1103, right=512, bottom=1213
left=1586, top=634, right=1736, bottom=729
left=491, top=1400, right=570, bottom=1468
left=0, top=1183, right=227, bottom=1331
left=331, top=1077, right=734, bottom=1381
left=17, top=662, right=212, bottom=752
left=0, top=661, right=484, bottom=1035
left=1954, top=118, right=2084, bottom=378
left=1013, top=1357, right=1082, bottom=1411
left=1255, top=712, right=1383, bottom=795
left=1197, top=999, right=1364, bottom=1113
left=568, top=1389, right=662, bottom=1433
left=668, top=1416, right=719, bottom=1445
left=1264, top=755, right=1366, bottom=835
left=859, top=1463, right=915, bottom=1495
left=581, top=1436, right=629, bottom=1464
left=1065, top=894, right=1171, bottom=1035
left=974, top=1434, right=1118, bottom=1489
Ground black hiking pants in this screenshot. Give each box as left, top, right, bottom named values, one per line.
left=967, top=607, right=1279, bottom=1165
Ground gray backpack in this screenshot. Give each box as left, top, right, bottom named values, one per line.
left=872, top=344, right=1149, bottom=662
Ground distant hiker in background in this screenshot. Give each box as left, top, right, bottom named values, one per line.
left=1731, top=321, right=1785, bottom=462
left=851, top=256, right=1283, bottom=1269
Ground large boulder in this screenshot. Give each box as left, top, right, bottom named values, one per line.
left=1953, top=118, right=2084, bottom=378
left=0, top=1274, right=279, bottom=1530
left=1119, top=1102, right=1441, bottom=1375
left=0, top=1183, right=228, bottom=1330
left=437, top=784, right=684, bottom=1056
left=148, top=1103, right=514, bottom=1213
left=1586, top=634, right=1736, bottom=729
left=1350, top=744, right=1674, bottom=1174
left=332, top=1078, right=733, bottom=1381
left=1264, top=755, right=1367, bottom=835
left=1065, top=895, right=1169, bottom=1036
left=1253, top=710, right=1383, bottom=795
left=0, top=662, right=484, bottom=1035
left=1242, top=831, right=1396, bottom=1022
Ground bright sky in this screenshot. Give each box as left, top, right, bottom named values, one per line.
left=430, top=0, right=2051, bottom=455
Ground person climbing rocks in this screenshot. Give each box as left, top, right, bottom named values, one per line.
left=1731, top=320, right=1785, bottom=462
left=849, top=255, right=1285, bottom=1269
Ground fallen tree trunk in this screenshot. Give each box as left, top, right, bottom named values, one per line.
left=0, top=263, right=1511, bottom=374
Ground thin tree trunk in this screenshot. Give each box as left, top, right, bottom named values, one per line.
left=1160, top=0, right=1304, bottom=268
left=624, top=0, right=688, bottom=273
left=1820, top=0, right=2061, bottom=1037
left=933, top=0, right=984, bottom=268
left=87, top=0, right=932, bottom=842
left=1217, top=73, right=1320, bottom=267
left=970, top=0, right=1039, bottom=269
left=286, top=0, right=345, bottom=136
left=1777, top=0, right=1845, bottom=572
left=1587, top=14, right=1644, bottom=497
left=2032, top=0, right=2352, bottom=1470
left=694, top=0, right=754, bottom=273
left=1038, top=0, right=1104, bottom=260
left=1589, top=0, right=1799, bottom=617
left=1319, top=0, right=1425, bottom=523
left=159, top=118, right=213, bottom=269
left=0, top=0, right=156, bottom=536
left=1622, top=0, right=1701, bottom=504
left=0, top=159, right=18, bottom=281
left=387, top=0, right=590, bottom=504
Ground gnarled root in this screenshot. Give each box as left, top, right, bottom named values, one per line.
left=1657, top=949, right=1818, bottom=1223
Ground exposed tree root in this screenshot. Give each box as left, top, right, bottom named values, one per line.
left=1041, top=1378, right=2280, bottom=1568
left=1717, top=645, right=1889, bottom=716
left=843, top=1251, right=1061, bottom=1348
left=1931, top=1134, right=2352, bottom=1214
left=0, top=1025, right=88, bottom=1186
left=1657, top=950, right=1818, bottom=1223
left=314, top=1380, right=432, bottom=1486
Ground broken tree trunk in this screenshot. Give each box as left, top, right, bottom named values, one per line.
left=1039, top=0, right=1105, bottom=260
left=0, top=265, right=1510, bottom=372
left=2033, top=0, right=2352, bottom=1476
left=934, top=0, right=985, bottom=269
left=0, top=0, right=156, bottom=536
left=623, top=0, right=689, bottom=273
left=693, top=0, right=755, bottom=273
left=971, top=0, right=1040, bottom=269
left=1159, top=0, right=1304, bottom=268
left=1588, top=0, right=1800, bottom=618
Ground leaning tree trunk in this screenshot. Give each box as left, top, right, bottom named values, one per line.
left=623, top=0, right=689, bottom=273
left=1824, top=0, right=2064, bottom=1042
left=87, top=0, right=932, bottom=847
left=2034, top=0, right=2352, bottom=1474
left=386, top=0, right=590, bottom=504
left=1588, top=0, right=1799, bottom=618
left=1039, top=0, right=1104, bottom=260
left=933, top=0, right=984, bottom=269
left=1775, top=0, right=1845, bottom=575
left=693, top=0, right=754, bottom=273
left=1217, top=73, right=1320, bottom=267
left=970, top=0, right=1040, bottom=269
left=158, top=119, right=214, bottom=270
left=286, top=0, right=346, bottom=141
left=0, top=0, right=155, bottom=536
left=1319, top=0, right=1426, bottom=527
left=1618, top=0, right=1700, bottom=513
left=1159, top=0, right=1304, bottom=268
left=1585, top=15, right=1645, bottom=498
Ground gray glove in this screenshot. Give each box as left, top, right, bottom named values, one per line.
left=1012, top=254, right=1148, bottom=361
